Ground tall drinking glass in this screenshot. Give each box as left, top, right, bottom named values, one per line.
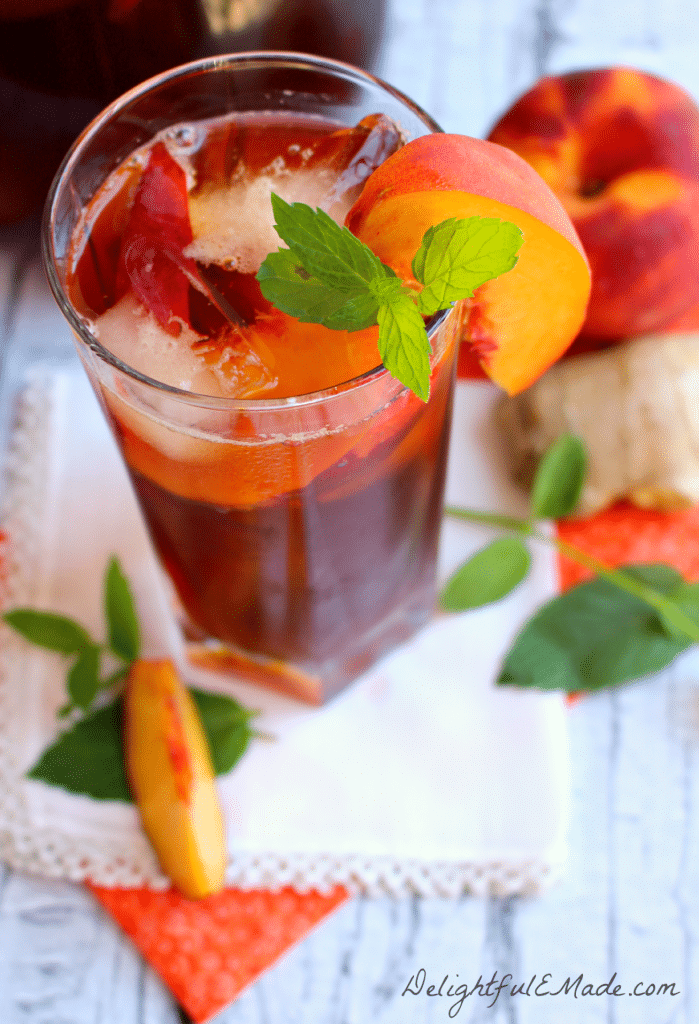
left=43, top=53, right=459, bottom=703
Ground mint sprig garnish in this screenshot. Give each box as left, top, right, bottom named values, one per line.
left=440, top=537, right=532, bottom=612
left=257, top=194, right=523, bottom=401
left=4, top=556, right=138, bottom=715
left=3, top=557, right=259, bottom=798
left=442, top=435, right=699, bottom=693
left=498, top=566, right=696, bottom=693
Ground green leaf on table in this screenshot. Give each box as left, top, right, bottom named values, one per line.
left=190, top=687, right=257, bottom=775
left=66, top=644, right=101, bottom=711
left=531, top=433, right=587, bottom=519
left=27, top=698, right=131, bottom=800
left=498, top=563, right=691, bottom=693
left=26, top=689, right=257, bottom=801
left=440, top=537, right=532, bottom=611
left=413, top=216, right=522, bottom=316
left=104, top=556, right=140, bottom=662
left=3, top=609, right=93, bottom=654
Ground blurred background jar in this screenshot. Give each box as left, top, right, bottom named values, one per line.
left=0, top=0, right=387, bottom=225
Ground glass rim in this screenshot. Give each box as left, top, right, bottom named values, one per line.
left=42, top=49, right=445, bottom=411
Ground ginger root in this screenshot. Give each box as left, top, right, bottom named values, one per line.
left=495, top=331, right=699, bottom=518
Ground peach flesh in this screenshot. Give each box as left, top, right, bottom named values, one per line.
left=124, top=659, right=226, bottom=899
left=346, top=134, right=591, bottom=394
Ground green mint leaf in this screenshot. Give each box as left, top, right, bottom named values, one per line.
left=190, top=687, right=256, bottom=775
left=27, top=698, right=131, bottom=801
left=413, top=217, right=523, bottom=316
left=3, top=609, right=93, bottom=654
left=531, top=433, right=587, bottom=519
left=257, top=246, right=380, bottom=330
left=440, top=537, right=532, bottom=611
left=268, top=193, right=389, bottom=290
left=67, top=645, right=101, bottom=711
left=257, top=195, right=522, bottom=402
left=105, top=556, right=140, bottom=662
left=27, top=689, right=256, bottom=801
left=377, top=293, right=432, bottom=402
left=498, top=564, right=690, bottom=693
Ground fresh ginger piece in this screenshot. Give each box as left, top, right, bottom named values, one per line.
left=123, top=658, right=226, bottom=899
left=495, top=331, right=699, bottom=518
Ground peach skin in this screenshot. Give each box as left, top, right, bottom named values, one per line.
left=123, top=658, right=226, bottom=899
left=488, top=67, right=699, bottom=344
left=346, top=133, right=591, bottom=395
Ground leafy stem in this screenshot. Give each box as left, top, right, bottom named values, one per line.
left=3, top=556, right=260, bottom=801
left=444, top=504, right=699, bottom=645
left=441, top=433, right=699, bottom=693
left=444, top=506, right=532, bottom=534
left=3, top=555, right=140, bottom=716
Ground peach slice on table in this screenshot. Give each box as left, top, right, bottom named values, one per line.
left=124, top=658, right=226, bottom=899
left=346, top=133, right=591, bottom=395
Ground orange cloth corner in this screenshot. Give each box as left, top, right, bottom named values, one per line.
left=557, top=501, right=699, bottom=590
left=558, top=502, right=699, bottom=709
left=88, top=882, right=350, bottom=1022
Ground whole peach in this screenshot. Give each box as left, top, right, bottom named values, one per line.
left=488, top=67, right=699, bottom=343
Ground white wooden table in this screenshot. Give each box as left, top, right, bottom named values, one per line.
left=2, top=1, right=699, bottom=1020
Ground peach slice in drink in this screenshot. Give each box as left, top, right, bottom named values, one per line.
left=345, top=133, right=592, bottom=395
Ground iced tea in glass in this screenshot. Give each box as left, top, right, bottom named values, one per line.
left=44, top=54, right=459, bottom=703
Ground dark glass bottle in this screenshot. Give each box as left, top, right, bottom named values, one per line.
left=0, top=0, right=387, bottom=224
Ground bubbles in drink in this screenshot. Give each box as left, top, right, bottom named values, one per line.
left=186, top=169, right=337, bottom=272
left=184, top=113, right=403, bottom=273
left=94, top=294, right=278, bottom=398
left=95, top=294, right=219, bottom=393
left=165, top=124, right=203, bottom=152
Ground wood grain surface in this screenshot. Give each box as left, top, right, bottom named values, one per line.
left=2, top=0, right=699, bottom=1021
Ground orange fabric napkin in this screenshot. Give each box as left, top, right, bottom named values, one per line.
left=89, top=882, right=349, bottom=1022
left=558, top=503, right=699, bottom=587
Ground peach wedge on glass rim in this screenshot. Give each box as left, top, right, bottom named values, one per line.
left=345, top=133, right=592, bottom=394
left=123, top=658, right=226, bottom=899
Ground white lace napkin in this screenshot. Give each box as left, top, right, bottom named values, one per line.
left=0, top=364, right=569, bottom=896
